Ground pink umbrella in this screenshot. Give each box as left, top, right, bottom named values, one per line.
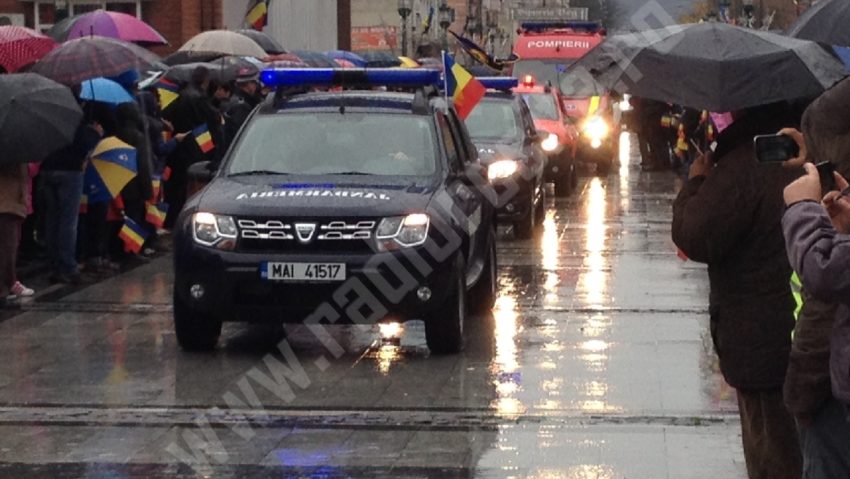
left=66, top=9, right=167, bottom=46
left=0, top=26, right=57, bottom=73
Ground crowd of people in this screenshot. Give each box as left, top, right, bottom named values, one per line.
left=672, top=78, right=850, bottom=478
left=0, top=65, right=265, bottom=307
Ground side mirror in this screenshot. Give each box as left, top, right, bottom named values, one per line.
left=187, top=161, right=216, bottom=196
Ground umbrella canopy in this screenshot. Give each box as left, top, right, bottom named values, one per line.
left=84, top=136, right=138, bottom=203
left=292, top=50, right=336, bottom=67
left=325, top=50, right=367, bottom=67
left=64, top=9, right=167, bottom=46
left=31, top=36, right=162, bottom=85
left=46, top=14, right=82, bottom=43
left=79, top=77, right=134, bottom=104
left=235, top=29, right=285, bottom=54
left=357, top=50, right=403, bottom=68
left=163, top=50, right=223, bottom=66
left=264, top=53, right=308, bottom=69
left=0, top=73, right=83, bottom=164
left=788, top=0, right=850, bottom=46
left=164, top=57, right=259, bottom=85
left=178, top=30, right=266, bottom=58
left=0, top=26, right=57, bottom=73
left=574, top=23, right=847, bottom=112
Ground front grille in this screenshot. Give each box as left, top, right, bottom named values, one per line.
left=236, top=217, right=377, bottom=254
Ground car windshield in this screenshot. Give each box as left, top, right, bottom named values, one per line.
left=464, top=100, right=521, bottom=142
left=521, top=93, right=559, bottom=121
left=513, top=59, right=604, bottom=97
left=226, top=113, right=437, bottom=176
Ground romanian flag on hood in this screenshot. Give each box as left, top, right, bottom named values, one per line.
left=193, top=124, right=214, bottom=154
left=119, top=216, right=148, bottom=254
left=442, top=52, right=485, bottom=120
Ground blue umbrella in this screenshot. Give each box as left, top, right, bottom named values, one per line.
left=79, top=77, right=134, bottom=105
left=324, top=50, right=367, bottom=67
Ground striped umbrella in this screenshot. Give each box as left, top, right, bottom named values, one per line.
left=30, top=36, right=162, bottom=85
left=0, top=26, right=57, bottom=73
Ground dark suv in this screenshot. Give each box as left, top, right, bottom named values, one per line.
left=464, top=80, right=548, bottom=239
left=173, top=69, right=498, bottom=354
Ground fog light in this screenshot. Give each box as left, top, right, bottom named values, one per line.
left=190, top=284, right=205, bottom=300
left=417, top=286, right=432, bottom=302
left=505, top=203, right=516, bottom=213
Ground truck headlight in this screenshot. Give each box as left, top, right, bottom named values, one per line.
left=583, top=116, right=610, bottom=141
left=541, top=133, right=559, bottom=152
left=376, top=213, right=430, bottom=250
left=193, top=212, right=237, bottom=249
left=487, top=159, right=519, bottom=181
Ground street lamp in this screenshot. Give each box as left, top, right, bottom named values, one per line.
left=439, top=1, right=455, bottom=50
left=397, top=0, right=412, bottom=57
left=486, top=10, right=498, bottom=56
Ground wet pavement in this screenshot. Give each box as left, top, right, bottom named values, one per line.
left=0, top=133, right=746, bottom=478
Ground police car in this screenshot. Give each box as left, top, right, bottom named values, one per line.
left=173, top=69, right=498, bottom=354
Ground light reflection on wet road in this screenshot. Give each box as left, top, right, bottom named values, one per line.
left=0, top=133, right=746, bottom=478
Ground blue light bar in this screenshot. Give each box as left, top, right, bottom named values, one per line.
left=521, top=21, right=602, bottom=32
left=477, top=77, right=519, bottom=91
left=261, top=68, right=442, bottom=88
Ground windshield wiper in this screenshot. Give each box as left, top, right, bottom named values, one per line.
left=327, top=171, right=377, bottom=176
left=228, top=170, right=290, bottom=177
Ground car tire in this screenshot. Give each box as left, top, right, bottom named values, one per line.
left=513, top=191, right=536, bottom=239
left=469, top=228, right=497, bottom=314
left=535, top=182, right=546, bottom=224
left=174, top=291, right=222, bottom=351
left=425, top=255, right=466, bottom=354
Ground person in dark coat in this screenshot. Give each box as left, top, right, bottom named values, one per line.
left=781, top=77, right=850, bottom=478
left=115, top=102, right=154, bottom=254
left=222, top=68, right=263, bottom=152
left=162, top=66, right=224, bottom=228
left=672, top=103, right=803, bottom=479
left=630, top=97, right=671, bottom=171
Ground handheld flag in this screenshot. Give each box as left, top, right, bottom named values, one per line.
left=119, top=216, right=148, bottom=254
left=449, top=31, right=498, bottom=70
left=442, top=52, right=486, bottom=120
left=193, top=124, right=215, bottom=154
left=246, top=0, right=269, bottom=31
left=151, top=176, right=162, bottom=201
left=154, top=77, right=180, bottom=110
left=84, top=137, right=138, bottom=203
left=422, top=7, right=435, bottom=34
left=145, top=202, right=169, bottom=229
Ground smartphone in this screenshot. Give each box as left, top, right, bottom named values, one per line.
left=816, top=161, right=837, bottom=192
left=754, top=134, right=800, bottom=163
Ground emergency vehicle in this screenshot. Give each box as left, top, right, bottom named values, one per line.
left=512, top=21, right=620, bottom=175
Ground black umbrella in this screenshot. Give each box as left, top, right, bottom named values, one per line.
left=0, top=73, right=83, bottom=164
left=45, top=14, right=83, bottom=43
left=574, top=23, right=847, bottom=112
left=164, top=58, right=259, bottom=85
left=30, top=36, right=162, bottom=85
left=291, top=50, right=337, bottom=68
left=163, top=50, right=224, bottom=66
left=236, top=29, right=286, bottom=54
left=788, top=0, right=850, bottom=46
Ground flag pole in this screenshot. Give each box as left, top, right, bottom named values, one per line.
left=442, top=50, right=449, bottom=105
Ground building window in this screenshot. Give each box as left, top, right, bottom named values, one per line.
left=33, top=0, right=142, bottom=33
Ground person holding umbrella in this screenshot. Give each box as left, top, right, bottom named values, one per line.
left=0, top=163, right=27, bottom=309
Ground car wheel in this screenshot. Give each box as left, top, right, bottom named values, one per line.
left=535, top=182, right=546, bottom=224
left=425, top=256, right=466, bottom=354
left=469, top=228, right=497, bottom=314
left=174, top=291, right=222, bottom=351
left=513, top=191, right=535, bottom=239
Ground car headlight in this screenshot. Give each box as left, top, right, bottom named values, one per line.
left=583, top=116, right=610, bottom=140
left=193, top=212, right=237, bottom=250
left=541, top=133, right=560, bottom=152
left=376, top=213, right=430, bottom=251
left=487, top=159, right=520, bottom=181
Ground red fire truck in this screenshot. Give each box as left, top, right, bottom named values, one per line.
left=512, top=22, right=620, bottom=176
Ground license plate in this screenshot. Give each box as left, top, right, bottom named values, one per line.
left=260, top=262, right=346, bottom=282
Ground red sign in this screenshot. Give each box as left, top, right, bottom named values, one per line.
left=351, top=26, right=398, bottom=51
left=514, top=33, right=603, bottom=59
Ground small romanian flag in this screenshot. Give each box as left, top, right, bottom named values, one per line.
left=119, top=216, right=148, bottom=254
left=442, top=52, right=486, bottom=120
left=145, top=202, right=168, bottom=229
left=154, top=77, right=180, bottom=110
left=151, top=176, right=162, bottom=201
left=246, top=0, right=268, bottom=31
left=193, top=124, right=214, bottom=153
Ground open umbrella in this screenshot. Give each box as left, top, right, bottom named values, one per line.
left=178, top=30, right=266, bottom=58
left=46, top=14, right=82, bottom=43
left=358, top=50, right=403, bottom=68
left=64, top=9, right=168, bottom=46
left=0, top=26, right=57, bottom=73
left=0, top=73, right=83, bottom=164
left=325, top=50, right=367, bottom=67
left=79, top=77, right=134, bottom=105
left=30, top=36, right=162, bottom=85
left=292, top=50, right=336, bottom=67
left=788, top=0, right=850, bottom=46
left=574, top=23, right=847, bottom=112
left=84, top=136, right=138, bottom=203
left=236, top=29, right=285, bottom=54
left=164, top=58, right=259, bottom=85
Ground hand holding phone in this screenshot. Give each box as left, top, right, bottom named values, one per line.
left=755, top=133, right=801, bottom=163
left=816, top=162, right=837, bottom=192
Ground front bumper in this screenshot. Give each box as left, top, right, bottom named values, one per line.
left=173, top=240, right=458, bottom=324
left=577, top=137, right=615, bottom=164
left=489, top=174, right=534, bottom=222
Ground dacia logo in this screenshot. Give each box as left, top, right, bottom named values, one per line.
left=295, top=223, right=316, bottom=243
